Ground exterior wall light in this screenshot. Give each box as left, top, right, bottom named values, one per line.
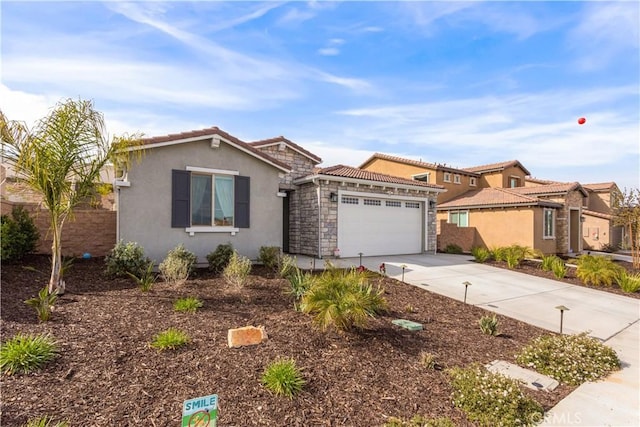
left=329, top=192, right=338, bottom=202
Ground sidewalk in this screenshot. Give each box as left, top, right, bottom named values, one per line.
left=295, top=253, right=640, bottom=426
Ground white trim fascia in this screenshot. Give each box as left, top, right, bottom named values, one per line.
left=338, top=189, right=428, bottom=202
left=186, top=166, right=239, bottom=175
left=437, top=201, right=562, bottom=210
left=294, top=174, right=445, bottom=194
left=224, top=138, right=291, bottom=173
left=253, top=141, right=320, bottom=164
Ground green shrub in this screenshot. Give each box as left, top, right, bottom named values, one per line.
left=448, top=364, right=543, bottom=426
left=159, top=244, right=197, bottom=285
left=551, top=258, right=567, bottom=279
left=24, top=286, right=58, bottom=322
left=540, top=254, right=561, bottom=272
left=490, top=246, right=507, bottom=262
left=616, top=271, right=640, bottom=293
left=0, top=333, right=57, bottom=375
left=503, top=245, right=532, bottom=269
left=285, top=267, right=316, bottom=311
left=384, top=415, right=455, bottom=427
left=261, top=358, right=305, bottom=399
left=300, top=267, right=387, bottom=332
left=206, top=243, right=234, bottom=273
left=576, top=255, right=623, bottom=287
left=258, top=246, right=281, bottom=271
left=105, top=240, right=151, bottom=278
left=126, top=261, right=157, bottom=291
left=516, top=332, right=620, bottom=385
left=150, top=328, right=190, bottom=351
left=173, top=297, right=204, bottom=313
left=278, top=254, right=298, bottom=279
left=1, top=206, right=39, bottom=262
left=478, top=314, right=500, bottom=336
left=24, top=416, right=69, bottom=427
left=223, top=251, right=252, bottom=289
left=471, top=246, right=491, bottom=263
left=444, top=244, right=463, bottom=254
left=419, top=351, right=438, bottom=369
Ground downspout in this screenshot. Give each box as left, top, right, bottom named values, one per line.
left=317, top=180, right=322, bottom=258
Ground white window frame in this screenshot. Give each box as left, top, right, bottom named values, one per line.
left=443, top=172, right=451, bottom=183
left=470, top=177, right=477, bottom=187
left=185, top=166, right=239, bottom=235
left=509, top=176, right=520, bottom=188
left=543, top=208, right=555, bottom=239
left=453, top=174, right=461, bottom=184
left=448, top=210, right=469, bottom=227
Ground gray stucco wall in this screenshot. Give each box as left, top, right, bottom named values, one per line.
left=119, top=139, right=284, bottom=264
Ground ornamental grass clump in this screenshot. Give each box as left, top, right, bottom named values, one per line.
left=471, top=246, right=491, bottom=263
left=616, top=271, right=640, bottom=293
left=285, top=267, right=316, bottom=311
left=0, top=333, right=57, bottom=375
left=504, top=244, right=532, bottom=269
left=300, top=267, right=387, bottom=333
left=448, top=364, right=543, bottom=427
left=24, top=416, right=69, bottom=427
left=516, top=332, right=620, bottom=385
left=223, top=251, right=252, bottom=289
left=150, top=328, right=190, bottom=351
left=173, top=297, right=204, bottom=313
left=261, top=358, right=305, bottom=399
left=576, top=255, right=623, bottom=287
left=126, top=261, right=157, bottom=291
left=540, top=254, right=561, bottom=271
left=478, top=314, right=500, bottom=336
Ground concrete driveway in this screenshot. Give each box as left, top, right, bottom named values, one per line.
left=297, top=253, right=640, bottom=426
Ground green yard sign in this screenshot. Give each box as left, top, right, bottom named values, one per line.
left=182, top=394, right=218, bottom=427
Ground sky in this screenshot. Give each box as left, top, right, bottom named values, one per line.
left=1, top=1, right=639, bottom=191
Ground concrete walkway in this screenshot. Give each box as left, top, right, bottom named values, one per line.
left=296, top=253, right=640, bottom=426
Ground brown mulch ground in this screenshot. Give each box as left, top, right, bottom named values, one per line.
left=1, top=255, right=578, bottom=426
left=485, top=258, right=640, bottom=300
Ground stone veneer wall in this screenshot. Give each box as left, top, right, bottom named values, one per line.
left=541, top=190, right=585, bottom=254
left=254, top=144, right=317, bottom=183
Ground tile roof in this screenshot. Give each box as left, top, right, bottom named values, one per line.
left=249, top=136, right=322, bottom=164
left=312, top=164, right=444, bottom=189
left=139, top=126, right=291, bottom=171
left=583, top=182, right=617, bottom=192
left=438, top=188, right=563, bottom=209
left=358, top=153, right=479, bottom=176
left=583, top=209, right=613, bottom=220
left=510, top=182, right=587, bottom=196
left=525, top=177, right=562, bottom=185
left=463, top=159, right=531, bottom=175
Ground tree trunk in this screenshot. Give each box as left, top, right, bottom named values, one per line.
left=48, top=220, right=64, bottom=294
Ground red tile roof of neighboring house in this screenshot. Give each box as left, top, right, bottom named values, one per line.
left=463, top=159, right=531, bottom=176
left=358, top=153, right=479, bottom=176
left=249, top=136, right=322, bottom=164
left=583, top=209, right=613, bottom=220
left=139, top=126, right=291, bottom=171
left=583, top=182, right=618, bottom=192
left=525, top=177, right=562, bottom=185
left=438, top=187, right=562, bottom=209
left=307, top=164, right=444, bottom=189
left=510, top=182, right=588, bottom=196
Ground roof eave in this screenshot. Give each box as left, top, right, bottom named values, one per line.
left=294, top=174, right=446, bottom=193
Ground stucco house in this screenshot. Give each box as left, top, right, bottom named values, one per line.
left=117, top=128, right=444, bottom=263
left=581, top=182, right=624, bottom=251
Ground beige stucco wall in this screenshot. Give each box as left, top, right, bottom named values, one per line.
left=478, top=166, right=527, bottom=189
left=587, top=190, right=612, bottom=213
left=119, top=139, right=284, bottom=263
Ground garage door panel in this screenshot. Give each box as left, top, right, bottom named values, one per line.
left=338, top=195, right=423, bottom=257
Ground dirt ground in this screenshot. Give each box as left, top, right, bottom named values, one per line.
left=1, top=255, right=579, bottom=426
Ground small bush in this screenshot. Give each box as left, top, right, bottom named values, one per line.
left=159, top=244, right=197, bottom=285
left=24, top=286, right=58, bottom=322
left=448, top=364, right=543, bottom=426
left=105, top=240, right=151, bottom=278
left=258, top=246, right=281, bottom=271
left=285, top=268, right=316, bottom=310
left=278, top=254, right=298, bottom=279
left=384, top=415, right=455, bottom=427
left=444, top=244, right=463, bottom=254
left=419, top=351, right=438, bottom=369
left=551, top=258, right=567, bottom=279
left=576, top=255, right=623, bottom=287
left=504, top=244, right=532, bottom=269
left=301, top=268, right=387, bottom=333
left=478, top=314, right=500, bottom=336
left=540, top=254, right=561, bottom=272
left=223, top=251, right=252, bottom=289
left=206, top=243, right=234, bottom=273
left=471, top=246, right=491, bottom=263
left=173, top=297, right=204, bottom=313
left=150, top=328, right=190, bottom=351
left=516, top=332, right=620, bottom=385
left=127, top=261, right=157, bottom=291
left=490, top=246, right=507, bottom=262
left=1, top=206, right=39, bottom=262
left=24, top=416, right=69, bottom=427
left=616, top=271, right=640, bottom=293
left=261, top=358, right=305, bottom=399
left=0, top=333, right=57, bottom=375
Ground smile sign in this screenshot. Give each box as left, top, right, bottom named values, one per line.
left=182, top=394, right=218, bottom=427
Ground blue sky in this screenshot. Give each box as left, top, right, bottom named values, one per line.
left=1, top=1, right=639, bottom=190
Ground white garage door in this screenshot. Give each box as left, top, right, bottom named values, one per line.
left=337, top=194, right=424, bottom=258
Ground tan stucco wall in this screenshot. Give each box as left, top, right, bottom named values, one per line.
left=119, top=139, right=284, bottom=263
left=587, top=191, right=612, bottom=213
left=532, top=208, right=560, bottom=254
left=478, top=166, right=527, bottom=189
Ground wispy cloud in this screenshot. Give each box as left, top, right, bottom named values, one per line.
left=318, top=38, right=345, bottom=56
left=209, top=2, right=285, bottom=32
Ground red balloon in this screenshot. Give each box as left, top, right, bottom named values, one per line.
left=578, top=117, right=586, bottom=125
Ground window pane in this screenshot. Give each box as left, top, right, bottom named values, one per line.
left=459, top=211, right=468, bottom=227
left=544, top=209, right=553, bottom=237
left=450, top=212, right=458, bottom=225
left=191, top=174, right=212, bottom=225
left=214, top=175, right=234, bottom=226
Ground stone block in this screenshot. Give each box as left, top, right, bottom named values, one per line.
left=227, top=326, right=268, bottom=348
left=392, top=319, right=423, bottom=331
left=485, top=360, right=559, bottom=391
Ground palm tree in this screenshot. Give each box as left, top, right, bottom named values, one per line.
left=1, top=99, right=142, bottom=293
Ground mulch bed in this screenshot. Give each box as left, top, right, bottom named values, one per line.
left=2, top=255, right=577, bottom=426
left=485, top=259, right=640, bottom=300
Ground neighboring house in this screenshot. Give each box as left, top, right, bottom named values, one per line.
left=581, top=182, right=623, bottom=251
left=117, top=128, right=444, bottom=263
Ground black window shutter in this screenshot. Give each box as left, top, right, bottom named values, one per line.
left=172, top=170, right=191, bottom=227
left=234, top=175, right=250, bottom=228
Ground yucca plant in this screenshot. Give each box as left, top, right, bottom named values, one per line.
left=1, top=333, right=57, bottom=375
left=173, top=297, right=204, bottom=313
left=301, top=268, right=387, bottom=332
left=126, top=261, right=157, bottom=291
left=616, top=271, right=640, bottom=293
left=24, top=286, right=58, bottom=322
left=470, top=246, right=491, bottom=263
left=261, top=358, right=305, bottom=398
left=285, top=267, right=316, bottom=310
left=576, top=255, right=624, bottom=287
left=150, top=328, right=190, bottom=351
